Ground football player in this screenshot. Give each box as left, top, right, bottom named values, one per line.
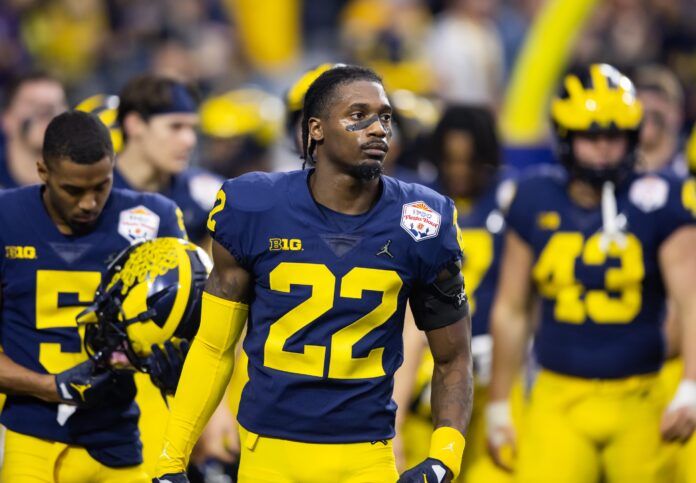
left=398, top=105, right=517, bottom=481
left=487, top=64, right=696, bottom=483
left=0, top=71, right=67, bottom=188
left=0, top=111, right=188, bottom=482
left=155, top=65, right=473, bottom=483
left=115, top=74, right=223, bottom=246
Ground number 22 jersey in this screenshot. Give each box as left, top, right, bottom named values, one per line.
left=209, top=169, right=463, bottom=443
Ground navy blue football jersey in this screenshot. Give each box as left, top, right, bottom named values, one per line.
left=208, top=169, right=463, bottom=443
left=0, top=185, right=186, bottom=466
left=457, top=174, right=515, bottom=337
left=113, top=166, right=222, bottom=243
left=507, top=167, right=696, bottom=379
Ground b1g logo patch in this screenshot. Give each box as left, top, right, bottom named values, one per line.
left=118, top=205, right=160, bottom=244
left=401, top=201, right=441, bottom=242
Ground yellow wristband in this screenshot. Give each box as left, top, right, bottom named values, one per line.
left=428, top=426, right=466, bottom=478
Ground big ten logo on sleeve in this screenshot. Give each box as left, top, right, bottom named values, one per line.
left=118, top=206, right=160, bottom=244
left=400, top=201, right=441, bottom=242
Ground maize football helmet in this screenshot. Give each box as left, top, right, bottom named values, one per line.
left=75, top=94, right=123, bottom=153
left=551, top=63, right=643, bottom=186
left=78, top=237, right=211, bottom=372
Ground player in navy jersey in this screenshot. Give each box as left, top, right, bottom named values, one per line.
left=155, top=65, right=473, bottom=483
left=0, top=71, right=67, bottom=189
left=487, top=64, right=696, bottom=483
left=398, top=105, right=516, bottom=481
left=0, top=111, right=188, bottom=482
left=115, top=74, right=223, bottom=246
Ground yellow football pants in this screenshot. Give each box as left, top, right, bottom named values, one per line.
left=237, top=426, right=399, bottom=483
left=0, top=429, right=149, bottom=483
left=134, top=372, right=171, bottom=476
left=516, top=369, right=678, bottom=483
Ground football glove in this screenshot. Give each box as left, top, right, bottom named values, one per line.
left=152, top=473, right=189, bottom=483
left=398, top=458, right=451, bottom=483
left=147, top=340, right=190, bottom=397
left=54, top=359, right=116, bottom=407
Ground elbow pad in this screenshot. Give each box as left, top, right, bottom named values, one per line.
left=410, top=269, right=469, bottom=331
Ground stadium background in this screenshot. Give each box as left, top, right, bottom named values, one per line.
left=1, top=0, right=695, bottom=178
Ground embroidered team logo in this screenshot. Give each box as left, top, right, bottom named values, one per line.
left=401, top=201, right=441, bottom=242
left=118, top=205, right=160, bottom=244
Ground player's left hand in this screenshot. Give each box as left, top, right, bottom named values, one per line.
left=398, top=458, right=452, bottom=483
left=661, top=380, right=696, bottom=443
left=147, top=340, right=190, bottom=396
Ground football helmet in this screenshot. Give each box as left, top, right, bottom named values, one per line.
left=78, top=237, right=211, bottom=372
left=75, top=94, right=123, bottom=153
left=686, top=124, right=696, bottom=178
left=551, top=63, right=643, bottom=186
left=284, top=63, right=342, bottom=145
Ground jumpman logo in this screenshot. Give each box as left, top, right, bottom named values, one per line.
left=69, top=382, right=91, bottom=402
left=376, top=240, right=394, bottom=258
left=160, top=442, right=172, bottom=461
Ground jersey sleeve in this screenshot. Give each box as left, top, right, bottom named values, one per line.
left=656, top=178, right=696, bottom=245
left=419, top=197, right=464, bottom=285
left=207, top=180, right=252, bottom=268
left=505, top=179, right=535, bottom=244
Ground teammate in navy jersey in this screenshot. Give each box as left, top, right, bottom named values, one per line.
left=397, top=105, right=516, bottom=481
left=155, top=65, right=473, bottom=483
left=115, top=74, right=223, bottom=246
left=0, top=111, right=187, bottom=482
left=0, top=71, right=67, bottom=189
left=488, top=64, right=696, bottom=483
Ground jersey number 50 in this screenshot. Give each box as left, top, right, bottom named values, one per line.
left=264, top=262, right=403, bottom=380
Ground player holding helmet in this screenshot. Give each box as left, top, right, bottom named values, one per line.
left=0, top=111, right=199, bottom=482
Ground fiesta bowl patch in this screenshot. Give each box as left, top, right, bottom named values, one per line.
left=118, top=205, right=160, bottom=244
left=401, top=201, right=441, bottom=241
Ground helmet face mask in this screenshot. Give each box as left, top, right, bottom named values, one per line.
left=551, top=64, right=643, bottom=187
left=78, top=237, right=211, bottom=372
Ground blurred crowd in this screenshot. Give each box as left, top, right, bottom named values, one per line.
left=0, top=0, right=694, bottom=185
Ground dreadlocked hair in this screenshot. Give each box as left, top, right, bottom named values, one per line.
left=430, top=105, right=501, bottom=172
left=300, top=65, right=383, bottom=168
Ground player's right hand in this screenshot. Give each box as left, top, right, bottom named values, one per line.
left=485, top=400, right=516, bottom=472
left=54, top=359, right=115, bottom=407
left=152, top=473, right=189, bottom=483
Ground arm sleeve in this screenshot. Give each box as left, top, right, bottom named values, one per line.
left=156, top=292, right=248, bottom=474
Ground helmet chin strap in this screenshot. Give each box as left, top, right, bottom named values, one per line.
left=600, top=180, right=626, bottom=252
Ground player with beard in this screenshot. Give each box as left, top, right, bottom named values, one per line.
left=0, top=111, right=187, bottom=482
left=155, top=65, right=473, bottom=483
